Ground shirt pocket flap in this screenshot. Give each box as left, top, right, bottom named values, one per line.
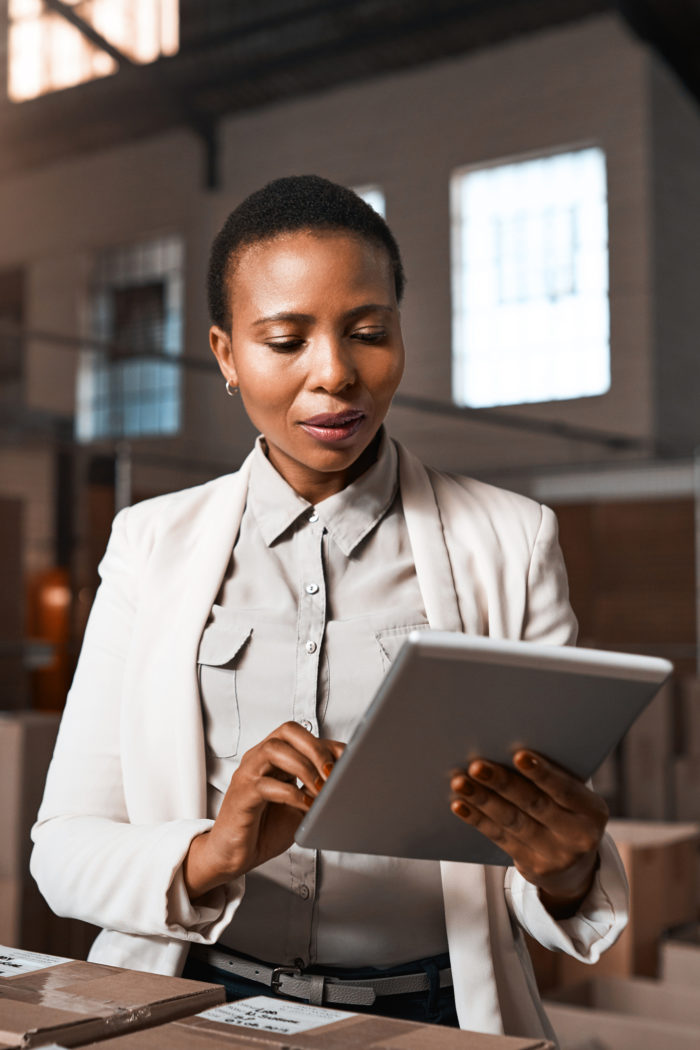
left=374, top=617, right=430, bottom=670
left=198, top=621, right=252, bottom=667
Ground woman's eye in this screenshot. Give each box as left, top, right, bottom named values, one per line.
left=352, top=328, right=386, bottom=343
left=266, top=338, right=304, bottom=353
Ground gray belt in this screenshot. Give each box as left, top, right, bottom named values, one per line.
left=190, top=945, right=452, bottom=1007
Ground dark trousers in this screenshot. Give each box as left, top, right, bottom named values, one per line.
left=182, top=949, right=459, bottom=1027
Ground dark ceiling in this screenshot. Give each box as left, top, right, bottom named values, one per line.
left=1, top=0, right=699, bottom=183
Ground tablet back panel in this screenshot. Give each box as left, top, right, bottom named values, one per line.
left=295, top=634, right=672, bottom=865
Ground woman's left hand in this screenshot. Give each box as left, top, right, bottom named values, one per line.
left=450, top=750, right=609, bottom=918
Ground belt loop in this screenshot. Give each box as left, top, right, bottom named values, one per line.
left=423, top=956, right=440, bottom=1018
left=308, top=974, right=325, bottom=1006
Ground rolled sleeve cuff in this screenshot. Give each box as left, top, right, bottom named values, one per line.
left=504, top=833, right=629, bottom=963
left=164, top=820, right=244, bottom=943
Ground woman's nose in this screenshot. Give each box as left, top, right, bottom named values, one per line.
left=309, top=338, right=357, bottom=393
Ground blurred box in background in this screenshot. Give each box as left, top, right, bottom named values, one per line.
left=673, top=757, right=700, bottom=822
left=557, top=820, right=700, bottom=985
left=526, top=819, right=700, bottom=993
left=660, top=922, right=700, bottom=987
left=545, top=976, right=700, bottom=1050
left=621, top=680, right=675, bottom=820
left=678, top=677, right=700, bottom=757
left=0, top=498, right=24, bottom=710
left=0, top=712, right=97, bottom=957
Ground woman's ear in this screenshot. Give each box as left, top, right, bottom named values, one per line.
left=209, top=325, right=238, bottom=387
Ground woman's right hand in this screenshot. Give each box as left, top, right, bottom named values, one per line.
left=183, top=722, right=344, bottom=900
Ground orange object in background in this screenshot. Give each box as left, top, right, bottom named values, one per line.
left=25, top=568, right=73, bottom=712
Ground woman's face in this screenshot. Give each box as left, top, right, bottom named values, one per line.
left=209, top=230, right=405, bottom=502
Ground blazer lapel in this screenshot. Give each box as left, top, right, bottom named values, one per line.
left=396, top=441, right=463, bottom=632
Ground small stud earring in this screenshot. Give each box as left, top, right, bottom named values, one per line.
left=225, top=380, right=238, bottom=397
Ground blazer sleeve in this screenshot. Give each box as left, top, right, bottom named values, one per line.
left=30, top=505, right=243, bottom=943
left=505, top=503, right=630, bottom=960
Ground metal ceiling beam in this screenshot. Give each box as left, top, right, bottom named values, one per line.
left=392, top=393, right=671, bottom=457
left=43, top=0, right=135, bottom=67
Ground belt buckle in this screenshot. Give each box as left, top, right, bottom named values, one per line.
left=270, top=964, right=303, bottom=995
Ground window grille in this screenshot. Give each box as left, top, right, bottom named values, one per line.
left=451, top=147, right=609, bottom=408
left=76, top=235, right=183, bottom=440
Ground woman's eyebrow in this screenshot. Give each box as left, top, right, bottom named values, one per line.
left=252, top=311, right=314, bottom=327
left=252, top=304, right=394, bottom=327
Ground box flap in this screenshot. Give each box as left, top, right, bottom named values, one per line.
left=0, top=956, right=223, bottom=1047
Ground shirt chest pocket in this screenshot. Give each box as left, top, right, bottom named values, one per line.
left=374, top=617, right=431, bottom=673
left=197, top=617, right=253, bottom=759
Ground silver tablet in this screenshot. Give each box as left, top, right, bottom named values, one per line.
left=295, top=633, right=672, bottom=865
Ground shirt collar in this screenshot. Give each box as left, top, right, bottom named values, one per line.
left=248, top=430, right=398, bottom=555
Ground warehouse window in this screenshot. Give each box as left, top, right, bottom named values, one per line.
left=8, top=0, right=179, bottom=102
left=450, top=147, right=609, bottom=408
left=76, top=235, right=183, bottom=441
left=354, top=185, right=386, bottom=218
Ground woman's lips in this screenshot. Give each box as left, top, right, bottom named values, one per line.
left=299, top=410, right=366, bottom=443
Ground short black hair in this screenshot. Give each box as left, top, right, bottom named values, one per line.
left=207, top=174, right=405, bottom=329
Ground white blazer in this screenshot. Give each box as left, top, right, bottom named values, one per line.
left=31, top=440, right=628, bottom=1040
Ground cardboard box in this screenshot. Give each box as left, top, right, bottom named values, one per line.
left=674, top=756, right=700, bottom=822
left=661, top=922, right=700, bottom=986
left=0, top=945, right=224, bottom=1048
left=0, top=712, right=60, bottom=879
left=0, top=498, right=24, bottom=710
left=557, top=819, right=700, bottom=984
left=0, top=714, right=98, bottom=957
left=545, top=1000, right=700, bottom=1050
left=545, top=977, right=700, bottom=1050
left=621, top=680, right=674, bottom=820
left=523, top=934, right=559, bottom=995
left=79, top=995, right=554, bottom=1049
left=546, top=974, right=700, bottom=1025
left=678, top=677, right=700, bottom=757
left=0, top=882, right=20, bottom=949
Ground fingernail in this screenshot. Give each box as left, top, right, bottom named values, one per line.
left=471, top=761, right=492, bottom=782
left=451, top=800, right=471, bottom=819
left=314, top=776, right=324, bottom=792
left=516, top=751, right=539, bottom=771
left=322, top=762, right=334, bottom=779
left=451, top=775, right=473, bottom=795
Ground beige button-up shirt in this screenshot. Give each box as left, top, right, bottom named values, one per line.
left=197, top=433, right=448, bottom=967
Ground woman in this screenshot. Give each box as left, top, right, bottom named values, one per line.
left=31, top=175, right=628, bottom=1040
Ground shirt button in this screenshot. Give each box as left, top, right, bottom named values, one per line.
left=299, top=884, right=310, bottom=900
left=305, top=583, right=319, bottom=595
left=299, top=719, right=313, bottom=732
left=305, top=640, right=317, bottom=655
left=308, top=511, right=319, bottom=523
